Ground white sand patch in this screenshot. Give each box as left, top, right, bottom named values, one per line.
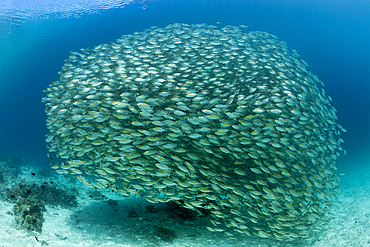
left=312, top=162, right=370, bottom=247
left=1, top=160, right=369, bottom=247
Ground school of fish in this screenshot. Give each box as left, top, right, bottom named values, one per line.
left=42, top=23, right=346, bottom=243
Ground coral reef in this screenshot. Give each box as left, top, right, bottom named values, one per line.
left=13, top=195, right=45, bottom=233
left=6, top=182, right=78, bottom=208
left=1, top=180, right=78, bottom=233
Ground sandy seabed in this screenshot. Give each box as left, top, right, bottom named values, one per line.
left=0, top=158, right=369, bottom=247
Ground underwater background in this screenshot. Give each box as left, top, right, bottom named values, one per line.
left=0, top=0, right=369, bottom=246
left=1, top=0, right=369, bottom=171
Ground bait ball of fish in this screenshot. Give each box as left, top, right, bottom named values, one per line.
left=43, top=23, right=346, bottom=243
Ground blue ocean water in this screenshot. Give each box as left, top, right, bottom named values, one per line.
left=0, top=0, right=369, bottom=169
